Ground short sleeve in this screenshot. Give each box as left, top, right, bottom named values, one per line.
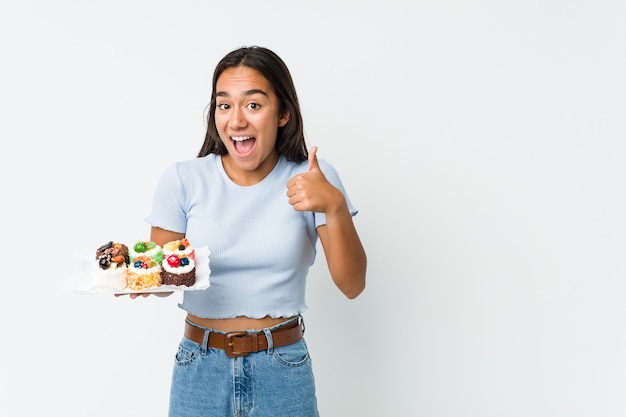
left=145, top=162, right=188, bottom=234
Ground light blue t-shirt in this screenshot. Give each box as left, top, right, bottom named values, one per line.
left=146, top=154, right=357, bottom=319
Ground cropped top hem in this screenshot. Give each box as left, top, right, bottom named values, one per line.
left=178, top=303, right=307, bottom=320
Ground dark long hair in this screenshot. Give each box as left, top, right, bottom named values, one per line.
left=198, top=46, right=307, bottom=162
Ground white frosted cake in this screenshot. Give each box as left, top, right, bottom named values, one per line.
left=163, top=238, right=195, bottom=261
left=93, top=241, right=129, bottom=290
left=129, top=240, right=163, bottom=264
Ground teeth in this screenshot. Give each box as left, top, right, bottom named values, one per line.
left=232, top=136, right=253, bottom=142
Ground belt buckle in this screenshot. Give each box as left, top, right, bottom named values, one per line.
left=224, top=331, right=250, bottom=358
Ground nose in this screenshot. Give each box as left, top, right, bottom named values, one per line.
left=229, top=106, right=247, bottom=129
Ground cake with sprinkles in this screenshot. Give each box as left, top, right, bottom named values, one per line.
left=126, top=255, right=162, bottom=290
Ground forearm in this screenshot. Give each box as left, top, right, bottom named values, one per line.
left=319, top=200, right=367, bottom=299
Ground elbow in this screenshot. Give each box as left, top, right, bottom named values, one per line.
left=340, top=271, right=366, bottom=300
left=344, top=285, right=365, bottom=300
left=332, top=254, right=367, bottom=299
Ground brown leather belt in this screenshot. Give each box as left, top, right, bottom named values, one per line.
left=184, top=318, right=304, bottom=358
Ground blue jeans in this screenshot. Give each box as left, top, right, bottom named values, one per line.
left=168, top=317, right=319, bottom=417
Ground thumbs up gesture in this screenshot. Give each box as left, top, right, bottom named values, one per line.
left=286, top=146, right=342, bottom=213
left=307, top=145, right=322, bottom=173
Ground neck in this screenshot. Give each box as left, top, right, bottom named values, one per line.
left=221, top=152, right=279, bottom=186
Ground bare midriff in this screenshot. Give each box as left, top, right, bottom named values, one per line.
left=187, top=313, right=295, bottom=332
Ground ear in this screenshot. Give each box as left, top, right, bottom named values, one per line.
left=278, top=111, right=290, bottom=127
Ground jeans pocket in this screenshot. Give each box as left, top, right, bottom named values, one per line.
left=273, top=338, right=310, bottom=367
left=174, top=337, right=201, bottom=366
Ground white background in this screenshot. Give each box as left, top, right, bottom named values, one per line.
left=1, top=1, right=625, bottom=416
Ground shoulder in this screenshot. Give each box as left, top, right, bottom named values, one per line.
left=317, top=158, right=338, bottom=175
left=163, top=154, right=217, bottom=177
left=309, top=156, right=342, bottom=183
left=176, top=154, right=217, bottom=170
left=154, top=155, right=219, bottom=191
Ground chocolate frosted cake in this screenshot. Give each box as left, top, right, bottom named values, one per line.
left=162, top=253, right=196, bottom=287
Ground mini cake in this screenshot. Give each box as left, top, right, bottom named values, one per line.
left=93, top=241, right=129, bottom=290
left=129, top=240, right=163, bottom=264
left=162, top=253, right=196, bottom=287
left=163, top=238, right=195, bottom=261
left=126, top=255, right=162, bottom=290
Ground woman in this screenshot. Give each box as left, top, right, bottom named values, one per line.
left=139, top=45, right=366, bottom=416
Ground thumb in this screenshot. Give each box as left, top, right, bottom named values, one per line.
left=308, top=146, right=320, bottom=172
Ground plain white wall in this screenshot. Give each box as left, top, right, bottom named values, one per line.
left=1, top=1, right=625, bottom=416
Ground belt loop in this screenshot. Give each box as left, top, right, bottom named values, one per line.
left=250, top=332, right=259, bottom=353
left=201, top=329, right=211, bottom=355
left=262, top=328, right=274, bottom=354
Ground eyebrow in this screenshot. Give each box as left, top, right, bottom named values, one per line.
left=215, top=89, right=269, bottom=97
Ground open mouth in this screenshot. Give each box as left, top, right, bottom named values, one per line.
left=231, top=136, right=256, bottom=156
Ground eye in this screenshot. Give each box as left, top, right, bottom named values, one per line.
left=247, top=102, right=261, bottom=110
left=217, top=102, right=230, bottom=110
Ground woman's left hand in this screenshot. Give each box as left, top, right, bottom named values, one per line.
left=286, top=146, right=344, bottom=214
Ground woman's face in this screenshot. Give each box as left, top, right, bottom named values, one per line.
left=214, top=65, right=290, bottom=185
